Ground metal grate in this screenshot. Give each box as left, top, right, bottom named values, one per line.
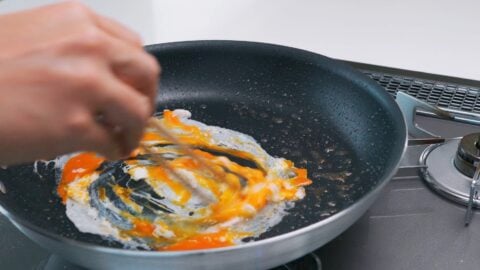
left=362, top=71, right=480, bottom=114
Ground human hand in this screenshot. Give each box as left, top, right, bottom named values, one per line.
left=0, top=1, right=160, bottom=164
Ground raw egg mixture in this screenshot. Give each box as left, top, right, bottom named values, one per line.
left=57, top=109, right=311, bottom=251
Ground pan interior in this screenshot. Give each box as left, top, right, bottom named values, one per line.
left=0, top=41, right=405, bottom=248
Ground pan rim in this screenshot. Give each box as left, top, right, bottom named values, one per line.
left=0, top=39, right=408, bottom=257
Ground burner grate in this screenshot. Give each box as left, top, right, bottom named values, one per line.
left=363, top=71, right=480, bottom=113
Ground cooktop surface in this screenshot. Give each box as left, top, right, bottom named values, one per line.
left=2, top=62, right=480, bottom=270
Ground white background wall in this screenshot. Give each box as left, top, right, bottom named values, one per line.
left=1, top=0, right=479, bottom=80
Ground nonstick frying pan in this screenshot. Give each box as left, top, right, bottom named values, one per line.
left=0, top=41, right=407, bottom=270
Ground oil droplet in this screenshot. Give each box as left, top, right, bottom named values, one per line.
left=0, top=181, right=5, bottom=194
left=298, top=159, right=308, bottom=166
left=327, top=201, right=336, bottom=207
left=272, top=117, right=284, bottom=124
left=320, top=212, right=331, bottom=218
left=325, top=147, right=335, bottom=153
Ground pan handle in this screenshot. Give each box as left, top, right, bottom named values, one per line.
left=395, top=92, right=455, bottom=138
left=394, top=92, right=459, bottom=176
left=396, top=92, right=480, bottom=138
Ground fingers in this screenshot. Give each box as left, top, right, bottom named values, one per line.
left=87, top=40, right=159, bottom=157
left=108, top=43, right=160, bottom=110
left=82, top=117, right=122, bottom=160
left=89, top=70, right=152, bottom=157
left=56, top=1, right=160, bottom=109
left=90, top=13, right=143, bottom=48
left=45, top=1, right=160, bottom=158
left=63, top=24, right=159, bottom=159
left=93, top=9, right=161, bottom=118
left=60, top=106, right=121, bottom=160
left=0, top=0, right=159, bottom=162
left=84, top=32, right=160, bottom=113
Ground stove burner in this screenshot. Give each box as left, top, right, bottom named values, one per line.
left=454, top=133, right=480, bottom=177
left=419, top=138, right=480, bottom=207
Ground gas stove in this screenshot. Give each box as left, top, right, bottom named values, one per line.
left=2, top=62, right=480, bottom=270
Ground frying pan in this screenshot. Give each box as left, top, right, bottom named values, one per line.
left=0, top=41, right=407, bottom=270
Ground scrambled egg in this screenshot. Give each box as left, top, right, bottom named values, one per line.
left=57, top=109, right=311, bottom=251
